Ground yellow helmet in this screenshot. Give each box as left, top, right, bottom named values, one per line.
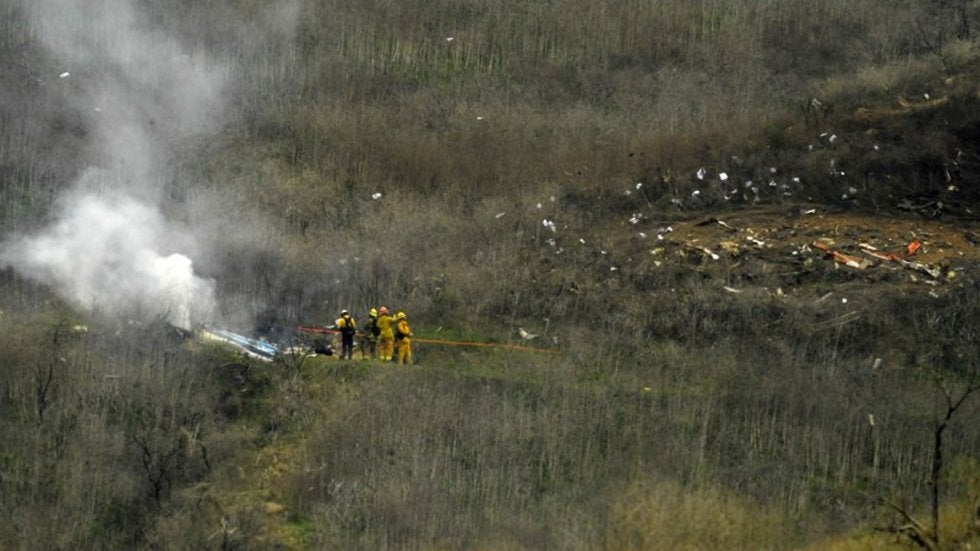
left=369, top=308, right=378, bottom=316
left=396, top=311, right=406, bottom=320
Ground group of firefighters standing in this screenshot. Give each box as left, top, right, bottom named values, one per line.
left=333, top=306, right=412, bottom=365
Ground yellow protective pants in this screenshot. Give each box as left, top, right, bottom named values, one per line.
left=378, top=337, right=394, bottom=362
left=397, top=337, right=412, bottom=365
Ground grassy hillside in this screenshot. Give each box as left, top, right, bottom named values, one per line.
left=2, top=0, right=980, bottom=548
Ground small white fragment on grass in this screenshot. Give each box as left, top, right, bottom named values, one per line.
left=536, top=202, right=542, bottom=209
left=841, top=297, right=848, bottom=304
left=518, top=328, right=537, bottom=340
left=769, top=167, right=777, bottom=174
left=719, top=172, right=728, bottom=181
left=446, top=37, right=455, bottom=42
left=476, top=116, right=484, bottom=121
left=629, top=215, right=640, bottom=225
left=542, top=219, right=556, bottom=232
left=848, top=187, right=858, bottom=195
left=579, top=238, right=586, bottom=244
left=872, top=358, right=883, bottom=370
left=723, top=286, right=741, bottom=294
left=59, top=72, right=70, bottom=78
left=371, top=192, right=383, bottom=200
left=867, top=413, right=875, bottom=427
left=638, top=232, right=647, bottom=238
left=635, top=182, right=643, bottom=190
left=696, top=167, right=706, bottom=180
left=495, top=212, right=506, bottom=219
left=610, top=266, right=618, bottom=271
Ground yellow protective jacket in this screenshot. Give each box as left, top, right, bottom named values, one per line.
left=335, top=314, right=356, bottom=336
left=377, top=314, right=396, bottom=340
left=396, top=319, right=411, bottom=340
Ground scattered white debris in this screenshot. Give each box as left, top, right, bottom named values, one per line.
left=873, top=144, right=880, bottom=151
left=691, top=189, right=701, bottom=197
left=629, top=214, right=641, bottom=225
left=719, top=172, right=729, bottom=181
left=542, top=219, right=556, bottom=232
left=635, top=182, right=643, bottom=190
left=610, top=266, right=618, bottom=271
left=638, top=232, right=647, bottom=238
left=476, top=116, right=484, bottom=121
left=792, top=176, right=801, bottom=183
left=702, top=248, right=720, bottom=261
left=769, top=167, right=777, bottom=174
left=829, top=134, right=838, bottom=143
left=371, top=192, right=383, bottom=200
left=867, top=413, right=875, bottom=427
left=848, top=187, right=858, bottom=195
left=872, top=358, right=883, bottom=370
left=536, top=202, right=542, bottom=209
left=579, top=238, right=586, bottom=244
left=841, top=297, right=848, bottom=304
left=495, top=212, right=506, bottom=219
left=446, top=37, right=455, bottom=42
left=59, top=72, right=70, bottom=78
left=697, top=167, right=706, bottom=180
left=723, top=286, right=741, bottom=294
left=518, top=327, right=537, bottom=340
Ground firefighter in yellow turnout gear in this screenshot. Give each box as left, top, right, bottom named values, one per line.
left=333, top=309, right=356, bottom=360
left=395, top=311, right=412, bottom=365
left=376, top=306, right=397, bottom=361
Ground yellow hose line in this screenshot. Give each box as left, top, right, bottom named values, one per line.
left=298, top=327, right=556, bottom=354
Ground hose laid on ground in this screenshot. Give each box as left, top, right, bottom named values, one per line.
left=297, top=326, right=556, bottom=353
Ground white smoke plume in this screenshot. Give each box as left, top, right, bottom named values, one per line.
left=0, top=189, right=215, bottom=329
left=1, top=0, right=232, bottom=328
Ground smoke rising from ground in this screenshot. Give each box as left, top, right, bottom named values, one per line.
left=0, top=189, right=215, bottom=329
left=0, top=0, right=294, bottom=328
